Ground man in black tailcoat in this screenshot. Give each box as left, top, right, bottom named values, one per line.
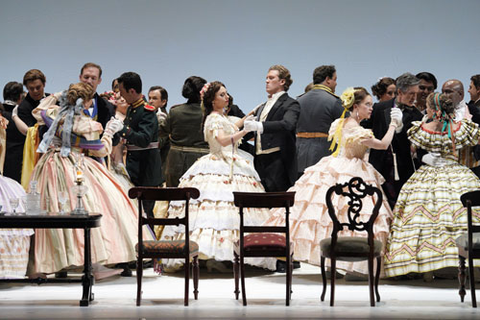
left=244, top=64, right=300, bottom=193
left=365, top=72, right=422, bottom=209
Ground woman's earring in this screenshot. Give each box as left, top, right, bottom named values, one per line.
left=356, top=110, right=359, bottom=120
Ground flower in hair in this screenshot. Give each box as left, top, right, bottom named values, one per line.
left=200, top=82, right=211, bottom=101
left=340, top=87, right=356, bottom=110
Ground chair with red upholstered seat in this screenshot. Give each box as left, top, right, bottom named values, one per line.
left=232, top=191, right=295, bottom=306
left=129, top=187, right=200, bottom=306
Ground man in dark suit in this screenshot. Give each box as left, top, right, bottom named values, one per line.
left=296, top=65, right=343, bottom=178
left=79, top=62, right=115, bottom=130
left=244, top=65, right=300, bottom=192
left=366, top=72, right=422, bottom=209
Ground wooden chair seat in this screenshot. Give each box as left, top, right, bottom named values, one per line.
left=320, top=237, right=383, bottom=261
left=136, top=240, right=199, bottom=256
left=456, top=234, right=480, bottom=252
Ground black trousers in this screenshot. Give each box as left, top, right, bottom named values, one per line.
left=255, top=152, right=291, bottom=192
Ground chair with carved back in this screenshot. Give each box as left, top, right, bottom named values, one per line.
left=233, top=191, right=295, bottom=306
left=457, top=190, right=480, bottom=308
left=320, top=177, right=383, bottom=306
left=128, top=186, right=200, bottom=306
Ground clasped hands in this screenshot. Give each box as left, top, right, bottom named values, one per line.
left=104, top=117, right=124, bottom=138
left=243, top=115, right=263, bottom=134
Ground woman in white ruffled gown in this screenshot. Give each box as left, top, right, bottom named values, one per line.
left=162, top=81, right=275, bottom=271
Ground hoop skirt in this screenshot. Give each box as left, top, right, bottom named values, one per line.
left=265, top=119, right=393, bottom=274
left=384, top=120, right=480, bottom=277
left=163, top=113, right=275, bottom=270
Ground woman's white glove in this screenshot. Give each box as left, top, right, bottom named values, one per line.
left=390, top=108, right=403, bottom=133
left=422, top=152, right=452, bottom=167
left=104, top=117, right=124, bottom=138
left=244, top=115, right=263, bottom=133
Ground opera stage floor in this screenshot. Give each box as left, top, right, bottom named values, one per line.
left=0, top=263, right=478, bottom=319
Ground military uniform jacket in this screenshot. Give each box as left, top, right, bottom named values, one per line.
left=120, top=98, right=162, bottom=187
left=296, top=88, right=344, bottom=175
left=159, top=102, right=208, bottom=187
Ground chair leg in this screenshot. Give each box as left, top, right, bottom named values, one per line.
left=320, top=256, right=327, bottom=302
left=368, top=256, right=375, bottom=307
left=468, top=257, right=477, bottom=308
left=184, top=258, right=190, bottom=306
left=289, top=254, right=294, bottom=297
left=286, top=254, right=291, bottom=306
left=234, top=252, right=240, bottom=300
left=193, top=256, right=199, bottom=300
left=459, top=255, right=466, bottom=303
left=330, top=258, right=336, bottom=307
left=136, top=257, right=143, bottom=307
left=375, top=256, right=381, bottom=302
left=240, top=254, right=247, bottom=306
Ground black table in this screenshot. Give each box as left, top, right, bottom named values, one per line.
left=0, top=212, right=102, bottom=306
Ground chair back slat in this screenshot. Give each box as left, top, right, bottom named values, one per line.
left=129, top=187, right=200, bottom=202
left=233, top=192, right=295, bottom=208
left=244, top=226, right=287, bottom=233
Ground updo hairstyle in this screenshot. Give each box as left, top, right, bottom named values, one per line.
left=371, top=77, right=395, bottom=100
left=67, top=82, right=94, bottom=106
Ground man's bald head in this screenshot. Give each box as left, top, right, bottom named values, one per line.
left=442, top=79, right=464, bottom=107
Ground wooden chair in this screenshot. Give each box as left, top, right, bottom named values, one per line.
left=457, top=190, right=480, bottom=308
left=320, top=177, right=383, bottom=306
left=128, top=187, right=200, bottom=306
left=232, top=191, right=295, bottom=306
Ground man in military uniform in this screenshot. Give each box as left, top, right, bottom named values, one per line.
left=117, top=72, right=162, bottom=217
left=296, top=65, right=343, bottom=179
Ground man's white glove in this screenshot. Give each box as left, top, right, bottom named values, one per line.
left=156, top=109, right=167, bottom=124
left=244, top=119, right=263, bottom=134
left=390, top=108, right=403, bottom=133
left=422, top=152, right=451, bottom=167
left=104, top=117, right=124, bottom=138
left=12, top=105, right=18, bottom=118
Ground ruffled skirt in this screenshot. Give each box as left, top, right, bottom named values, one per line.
left=0, top=175, right=33, bottom=278
left=264, top=155, right=393, bottom=274
left=163, top=153, right=276, bottom=270
left=384, top=164, right=480, bottom=277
